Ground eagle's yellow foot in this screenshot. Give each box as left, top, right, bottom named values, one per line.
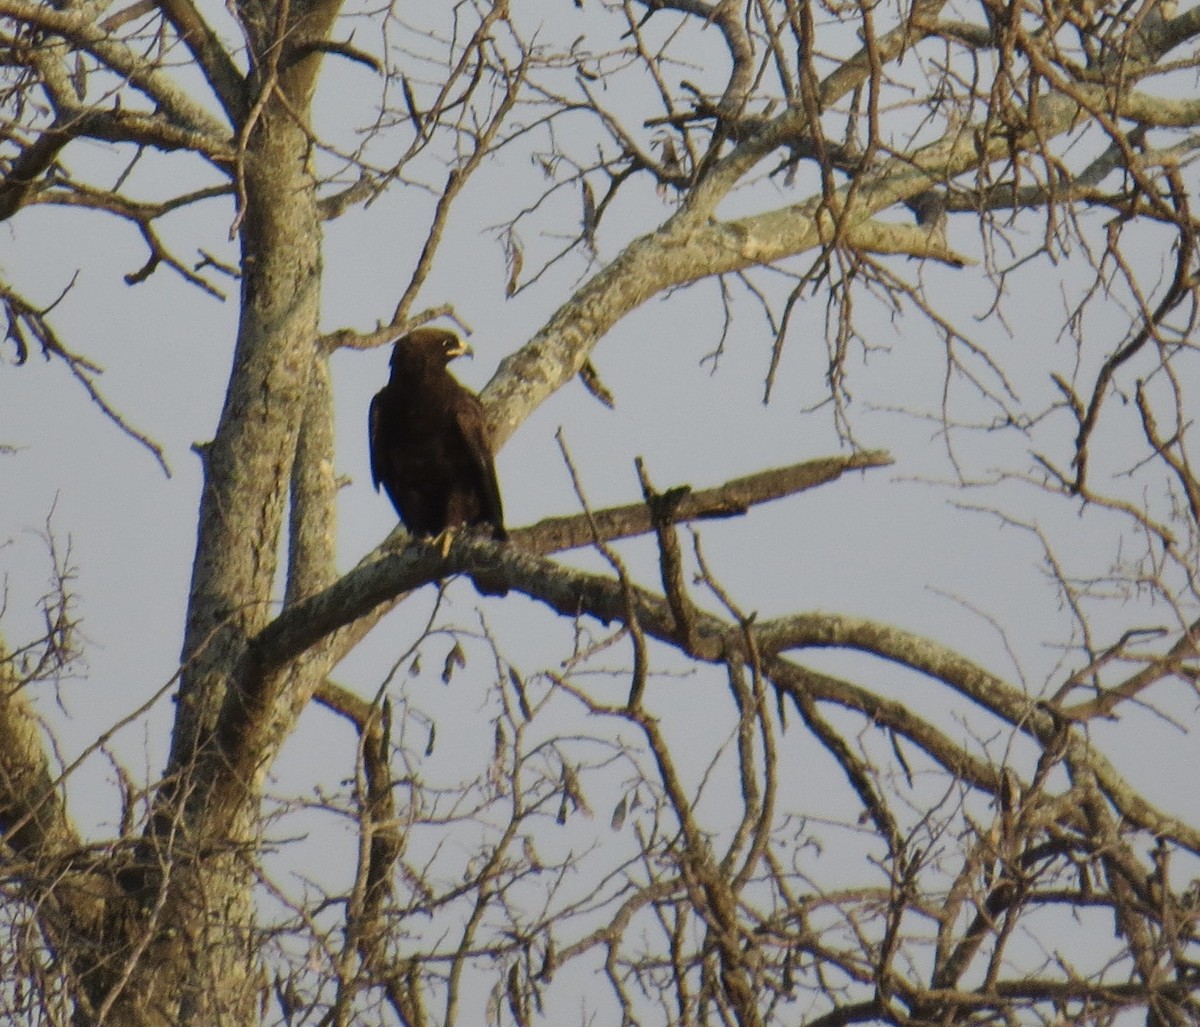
left=430, top=527, right=457, bottom=558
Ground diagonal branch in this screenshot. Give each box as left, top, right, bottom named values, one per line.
left=154, top=0, right=246, bottom=121
left=1, top=280, right=172, bottom=475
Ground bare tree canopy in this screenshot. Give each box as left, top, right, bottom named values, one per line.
left=2, top=0, right=1200, bottom=1025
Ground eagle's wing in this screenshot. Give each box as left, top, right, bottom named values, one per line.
left=452, top=393, right=506, bottom=539
left=368, top=390, right=385, bottom=491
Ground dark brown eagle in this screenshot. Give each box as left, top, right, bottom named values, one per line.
left=369, top=328, right=506, bottom=542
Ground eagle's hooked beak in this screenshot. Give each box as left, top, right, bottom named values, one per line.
left=448, top=340, right=474, bottom=360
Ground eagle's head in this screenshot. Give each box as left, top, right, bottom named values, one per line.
left=390, top=328, right=473, bottom=373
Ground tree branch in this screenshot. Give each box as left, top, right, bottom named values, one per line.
left=154, top=0, right=246, bottom=121
left=249, top=452, right=892, bottom=674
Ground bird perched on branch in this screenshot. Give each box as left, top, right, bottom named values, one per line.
left=369, top=328, right=506, bottom=545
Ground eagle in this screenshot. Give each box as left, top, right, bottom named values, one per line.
left=369, top=328, right=506, bottom=543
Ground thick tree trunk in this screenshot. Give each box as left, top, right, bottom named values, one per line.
left=93, top=100, right=325, bottom=1025
left=173, top=128, right=322, bottom=769
left=89, top=19, right=347, bottom=1019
